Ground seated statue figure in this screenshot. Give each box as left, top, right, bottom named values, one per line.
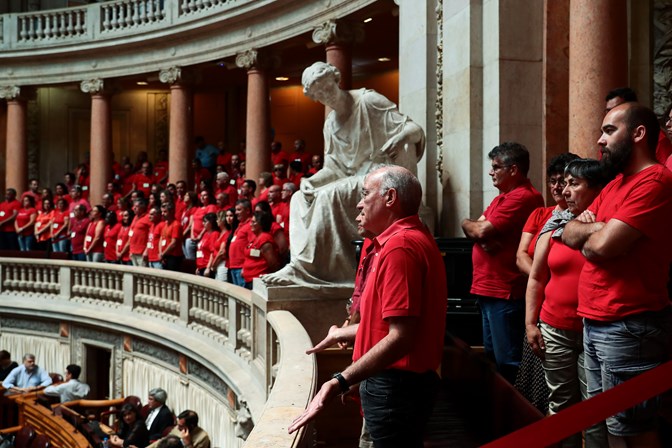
left=262, top=62, right=425, bottom=286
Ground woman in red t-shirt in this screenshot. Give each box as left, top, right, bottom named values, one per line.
left=254, top=201, right=289, bottom=265
left=116, top=209, right=135, bottom=265
left=196, top=212, right=220, bottom=277
left=103, top=211, right=122, bottom=263
left=51, top=198, right=71, bottom=253
left=525, top=159, right=608, bottom=442
left=207, top=208, right=238, bottom=282
left=15, top=195, right=37, bottom=251
left=242, top=211, right=280, bottom=289
left=34, top=198, right=54, bottom=251
left=84, top=205, right=105, bottom=262
left=188, top=190, right=218, bottom=260
left=181, top=191, right=198, bottom=260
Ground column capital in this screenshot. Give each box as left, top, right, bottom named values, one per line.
left=0, top=85, right=21, bottom=100
left=159, top=66, right=182, bottom=84
left=235, top=49, right=278, bottom=71
left=312, top=19, right=364, bottom=46
left=80, top=78, right=105, bottom=94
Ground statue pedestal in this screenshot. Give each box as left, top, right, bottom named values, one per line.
left=252, top=280, right=354, bottom=345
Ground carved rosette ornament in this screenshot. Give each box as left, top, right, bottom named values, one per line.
left=235, top=49, right=259, bottom=70
left=0, top=85, right=21, bottom=100
left=80, top=78, right=104, bottom=94
left=312, top=19, right=364, bottom=45
left=159, top=66, right=182, bottom=84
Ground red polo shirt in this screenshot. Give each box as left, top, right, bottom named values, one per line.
left=353, top=215, right=447, bottom=373
left=0, top=199, right=21, bottom=232
left=104, top=223, right=121, bottom=261
left=129, top=213, right=152, bottom=255
left=228, top=219, right=252, bottom=269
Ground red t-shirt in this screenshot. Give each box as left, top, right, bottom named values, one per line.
left=147, top=223, right=162, bottom=262
left=158, top=220, right=183, bottom=257
left=242, top=232, right=278, bottom=282
left=656, top=130, right=672, bottom=165
left=68, top=198, right=91, bottom=218
left=290, top=151, right=311, bottom=170
left=522, top=206, right=556, bottom=256
left=228, top=219, right=252, bottom=269
left=133, top=174, right=156, bottom=196
left=15, top=207, right=37, bottom=236
left=84, top=220, right=104, bottom=253
left=541, top=238, right=584, bottom=332
left=104, top=223, right=121, bottom=261
left=51, top=210, right=69, bottom=241
left=212, top=229, right=231, bottom=266
left=352, top=216, right=447, bottom=373
left=578, top=165, right=672, bottom=320
left=215, top=185, right=238, bottom=208
left=154, top=161, right=169, bottom=184
left=35, top=211, right=53, bottom=242
left=191, top=205, right=219, bottom=237
left=271, top=151, right=290, bottom=166
left=470, top=181, right=544, bottom=299
left=129, top=213, right=152, bottom=255
left=0, top=200, right=21, bottom=232
left=196, top=230, right=220, bottom=269
left=70, top=217, right=90, bottom=255
left=117, top=225, right=132, bottom=262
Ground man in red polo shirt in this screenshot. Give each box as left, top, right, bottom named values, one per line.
left=227, top=199, right=253, bottom=287
left=461, top=142, right=544, bottom=384
left=129, top=198, right=151, bottom=267
left=289, top=166, right=447, bottom=446
left=158, top=202, right=183, bottom=271
left=563, top=103, right=672, bottom=445
left=0, top=189, right=21, bottom=250
left=215, top=172, right=237, bottom=208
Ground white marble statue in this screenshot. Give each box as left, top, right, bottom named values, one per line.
left=261, top=62, right=425, bottom=286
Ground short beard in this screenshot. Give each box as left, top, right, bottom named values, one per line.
left=600, top=139, right=632, bottom=178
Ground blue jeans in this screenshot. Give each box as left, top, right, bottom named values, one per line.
left=52, top=239, right=69, bottom=253
left=359, top=369, right=439, bottom=448
left=184, top=238, right=197, bottom=260
left=229, top=268, right=245, bottom=287
left=72, top=253, right=86, bottom=261
left=149, top=261, right=163, bottom=269
left=584, top=308, right=672, bottom=437
left=17, top=235, right=35, bottom=251
left=476, top=295, right=525, bottom=384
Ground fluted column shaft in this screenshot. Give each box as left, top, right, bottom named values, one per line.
left=6, top=99, right=27, bottom=194
left=90, top=93, right=112, bottom=205
left=169, top=83, right=192, bottom=185
left=245, top=68, right=271, bottom=183
left=569, top=0, right=628, bottom=158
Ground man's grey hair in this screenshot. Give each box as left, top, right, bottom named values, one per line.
left=216, top=172, right=230, bottom=181
left=282, top=183, right=297, bottom=194
left=22, top=353, right=35, bottom=362
left=149, top=387, right=168, bottom=404
left=373, top=165, right=422, bottom=216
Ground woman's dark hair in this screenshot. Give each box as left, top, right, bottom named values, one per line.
left=547, top=153, right=580, bottom=177
left=105, top=210, right=118, bottom=225
left=564, top=159, right=611, bottom=189
left=121, top=209, right=135, bottom=226
left=93, top=205, right=106, bottom=218
left=120, top=403, right=138, bottom=416
left=41, top=198, right=53, bottom=209
left=23, top=195, right=35, bottom=208
left=254, top=210, right=273, bottom=233
left=203, top=212, right=220, bottom=232
left=224, top=208, right=239, bottom=254
left=148, top=192, right=161, bottom=206
left=184, top=191, right=198, bottom=208
left=254, top=200, right=272, bottom=215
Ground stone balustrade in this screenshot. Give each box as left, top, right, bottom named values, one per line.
left=0, top=0, right=375, bottom=86
left=0, top=258, right=315, bottom=447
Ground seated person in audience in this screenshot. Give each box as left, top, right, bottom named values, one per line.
left=157, top=435, right=181, bottom=448
left=43, top=364, right=90, bottom=402
left=0, top=350, right=18, bottom=381
left=111, top=403, right=150, bottom=448
left=148, top=410, right=210, bottom=448
left=2, top=353, right=52, bottom=392
left=145, top=387, right=173, bottom=441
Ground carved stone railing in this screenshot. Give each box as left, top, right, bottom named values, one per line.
left=0, top=258, right=315, bottom=447
left=0, top=0, right=376, bottom=86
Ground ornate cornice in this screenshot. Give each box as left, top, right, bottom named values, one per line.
left=0, top=85, right=20, bottom=100
left=80, top=78, right=104, bottom=94
left=159, top=66, right=182, bottom=84
left=311, top=19, right=364, bottom=45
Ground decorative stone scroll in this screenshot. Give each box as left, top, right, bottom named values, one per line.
left=235, top=49, right=260, bottom=70
left=80, top=78, right=104, bottom=94
left=159, top=66, right=182, bottom=84
left=311, top=19, right=364, bottom=45
left=0, top=85, right=21, bottom=100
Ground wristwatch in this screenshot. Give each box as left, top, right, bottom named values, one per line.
left=332, top=372, right=350, bottom=394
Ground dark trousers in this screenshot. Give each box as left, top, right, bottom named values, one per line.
left=0, top=231, right=18, bottom=250
left=360, top=369, right=440, bottom=448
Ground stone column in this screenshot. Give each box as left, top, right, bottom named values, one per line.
left=160, top=67, right=192, bottom=185
left=569, top=0, right=627, bottom=158
left=236, top=50, right=271, bottom=184
left=81, top=78, right=112, bottom=205
left=312, top=20, right=363, bottom=115
left=0, top=86, right=27, bottom=194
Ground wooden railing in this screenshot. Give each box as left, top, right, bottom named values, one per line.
left=0, top=258, right=316, bottom=448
